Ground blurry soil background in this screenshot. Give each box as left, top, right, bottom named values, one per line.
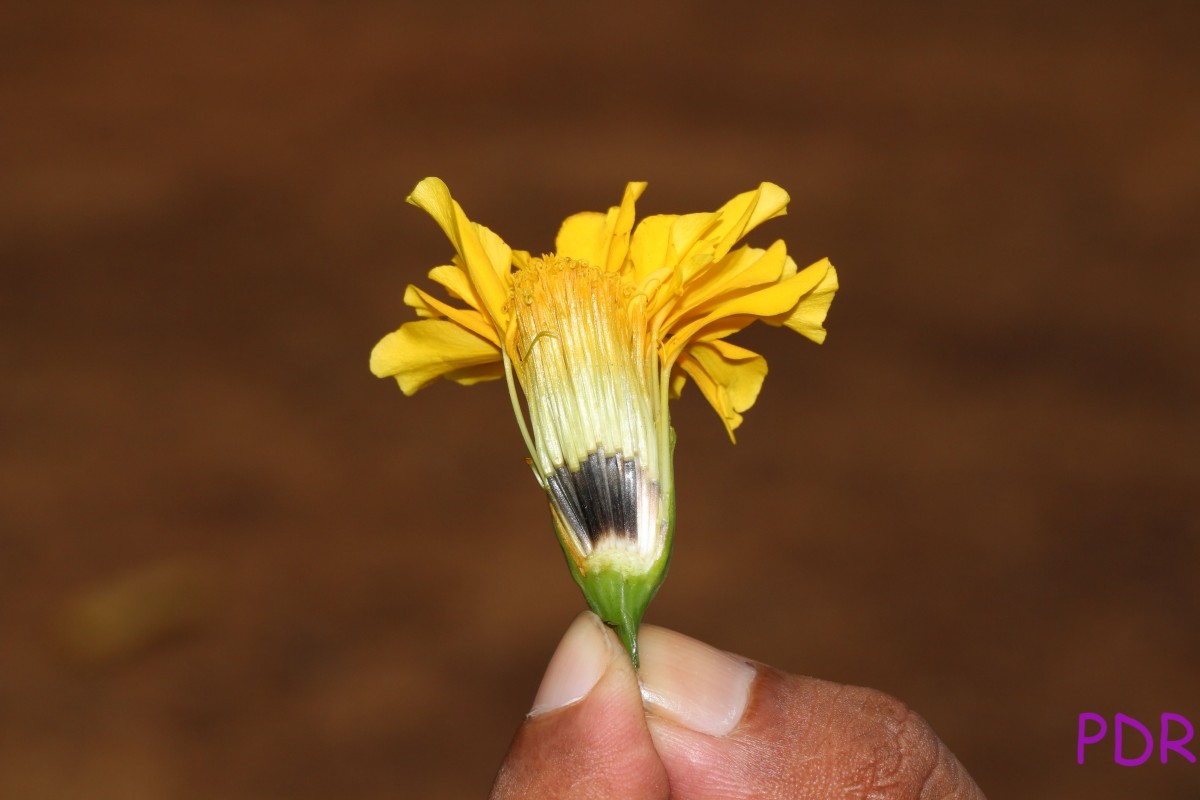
left=3, top=1, right=1198, bottom=798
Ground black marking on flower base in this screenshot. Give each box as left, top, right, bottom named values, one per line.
left=547, top=449, right=653, bottom=551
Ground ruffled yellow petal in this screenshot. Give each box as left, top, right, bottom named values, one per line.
left=555, top=212, right=607, bottom=265
left=555, top=181, right=647, bottom=271
left=676, top=339, right=768, bottom=441
left=370, top=319, right=501, bottom=395
left=675, top=182, right=789, bottom=284
left=706, top=182, right=790, bottom=262
left=427, top=264, right=484, bottom=310
left=403, top=284, right=501, bottom=347
left=668, top=368, right=688, bottom=399
left=629, top=183, right=790, bottom=316
left=406, top=178, right=511, bottom=329
left=628, top=214, right=676, bottom=293
left=441, top=361, right=505, bottom=386
left=511, top=249, right=534, bottom=270
left=768, top=259, right=838, bottom=344
left=668, top=212, right=718, bottom=284
left=605, top=182, right=647, bottom=271
left=629, top=212, right=717, bottom=317
left=663, top=263, right=827, bottom=362
left=664, top=240, right=790, bottom=330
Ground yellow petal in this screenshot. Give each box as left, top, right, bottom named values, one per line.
left=630, top=183, right=791, bottom=320
left=665, top=240, right=790, bottom=328
left=664, top=264, right=827, bottom=362
left=511, top=249, right=534, bottom=270
left=629, top=212, right=715, bottom=317
left=554, top=181, right=647, bottom=271
left=677, top=339, right=768, bottom=441
left=629, top=214, right=675, bottom=286
left=769, top=259, right=838, bottom=344
left=708, top=182, right=790, bottom=262
left=403, top=284, right=501, bottom=347
left=675, top=183, right=789, bottom=284
left=442, top=361, right=504, bottom=386
left=605, top=181, right=647, bottom=271
left=427, top=264, right=485, bottom=309
left=555, top=211, right=607, bottom=266
left=370, top=319, right=501, bottom=395
left=685, top=315, right=758, bottom=345
left=670, top=212, right=718, bottom=283
left=406, top=178, right=511, bottom=329
left=669, top=368, right=688, bottom=399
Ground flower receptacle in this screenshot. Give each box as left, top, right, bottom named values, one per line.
left=569, top=555, right=670, bottom=668
left=553, top=484, right=675, bottom=668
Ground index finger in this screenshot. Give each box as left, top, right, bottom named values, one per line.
left=638, top=626, right=986, bottom=799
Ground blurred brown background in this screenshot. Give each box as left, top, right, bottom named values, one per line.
left=3, top=1, right=1198, bottom=797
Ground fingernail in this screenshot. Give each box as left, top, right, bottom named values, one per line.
left=529, top=611, right=613, bottom=716
left=638, top=626, right=755, bottom=737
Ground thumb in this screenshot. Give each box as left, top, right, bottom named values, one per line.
left=490, top=612, right=669, bottom=799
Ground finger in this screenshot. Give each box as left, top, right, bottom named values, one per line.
left=490, top=612, right=669, bottom=800
left=638, top=626, right=986, bottom=799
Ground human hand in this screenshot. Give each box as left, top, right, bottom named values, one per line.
left=492, top=613, right=985, bottom=799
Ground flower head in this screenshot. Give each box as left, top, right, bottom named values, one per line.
left=372, top=178, right=837, bottom=662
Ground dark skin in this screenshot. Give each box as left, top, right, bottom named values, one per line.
left=492, top=615, right=985, bottom=799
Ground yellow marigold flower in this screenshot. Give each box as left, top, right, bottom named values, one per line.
left=371, top=177, right=838, bottom=662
